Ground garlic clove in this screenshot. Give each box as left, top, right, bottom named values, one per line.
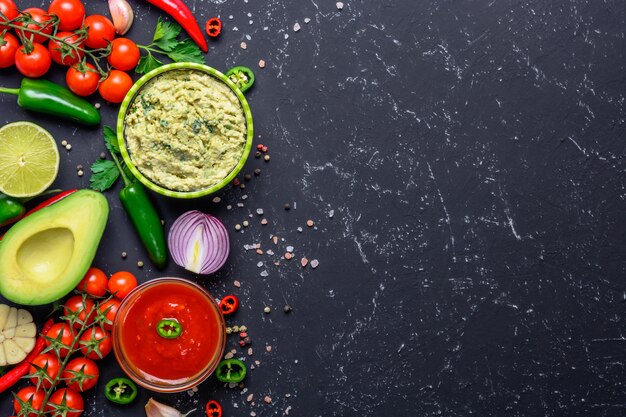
left=108, top=0, right=134, bottom=35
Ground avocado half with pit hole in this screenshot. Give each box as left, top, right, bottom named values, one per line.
left=0, top=190, right=109, bottom=306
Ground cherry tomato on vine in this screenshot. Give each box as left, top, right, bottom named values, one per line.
left=79, top=327, right=112, bottom=359
left=98, top=70, right=133, bottom=104
left=48, top=31, right=84, bottom=66
left=63, top=357, right=99, bottom=392
left=48, top=0, right=85, bottom=31
left=107, top=270, right=138, bottom=299
left=16, top=8, right=53, bottom=44
left=97, top=298, right=120, bottom=331
left=84, top=14, right=114, bottom=49
left=15, top=43, right=51, bottom=78
left=46, top=388, right=84, bottom=417
left=66, top=62, right=100, bottom=97
left=28, top=353, right=60, bottom=388
left=0, top=32, right=19, bottom=68
left=77, top=267, right=108, bottom=297
left=64, top=295, right=96, bottom=329
left=0, top=0, right=18, bottom=23
left=14, top=386, right=45, bottom=417
left=107, top=38, right=140, bottom=71
left=44, top=322, right=76, bottom=357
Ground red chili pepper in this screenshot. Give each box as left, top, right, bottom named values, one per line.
left=0, top=189, right=78, bottom=242
left=0, top=319, right=54, bottom=393
left=145, top=0, right=208, bottom=53
left=205, top=400, right=222, bottom=417
left=219, top=295, right=239, bottom=315
left=205, top=17, right=222, bottom=38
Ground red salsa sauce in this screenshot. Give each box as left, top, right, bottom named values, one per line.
left=119, top=281, right=223, bottom=383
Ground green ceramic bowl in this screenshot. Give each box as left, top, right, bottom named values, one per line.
left=117, top=63, right=254, bottom=199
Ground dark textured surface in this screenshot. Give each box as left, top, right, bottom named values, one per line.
left=1, top=0, right=626, bottom=416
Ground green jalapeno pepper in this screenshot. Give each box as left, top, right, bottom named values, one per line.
left=156, top=318, right=182, bottom=339
left=215, top=358, right=247, bottom=383
left=104, top=377, right=138, bottom=405
left=0, top=78, right=101, bottom=126
left=225, top=66, right=255, bottom=93
left=0, top=193, right=25, bottom=228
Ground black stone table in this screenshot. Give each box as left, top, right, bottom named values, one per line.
left=1, top=0, right=625, bottom=416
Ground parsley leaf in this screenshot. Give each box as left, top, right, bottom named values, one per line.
left=166, top=38, right=205, bottom=64
left=89, top=159, right=119, bottom=192
left=153, top=18, right=181, bottom=52
left=103, top=126, right=119, bottom=153
left=136, top=54, right=163, bottom=75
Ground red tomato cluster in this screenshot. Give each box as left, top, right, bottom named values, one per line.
left=0, top=0, right=139, bottom=103
left=12, top=268, right=138, bottom=417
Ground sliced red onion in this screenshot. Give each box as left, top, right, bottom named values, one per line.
left=168, top=211, right=230, bottom=275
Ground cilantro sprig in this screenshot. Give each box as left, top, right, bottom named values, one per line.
left=89, top=126, right=126, bottom=192
left=136, top=18, right=204, bottom=74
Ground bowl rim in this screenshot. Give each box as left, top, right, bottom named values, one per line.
left=112, top=277, right=226, bottom=393
left=116, top=62, right=254, bottom=199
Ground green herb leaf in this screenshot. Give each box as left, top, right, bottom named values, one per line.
left=103, top=126, right=119, bottom=153
left=166, top=38, right=204, bottom=64
left=89, top=159, right=119, bottom=192
left=136, top=53, right=164, bottom=74
left=153, top=18, right=181, bottom=52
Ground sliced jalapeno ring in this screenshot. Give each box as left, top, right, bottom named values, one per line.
left=215, top=358, right=247, bottom=383
left=104, top=377, right=138, bottom=405
left=225, top=66, right=255, bottom=93
left=156, top=318, right=182, bottom=339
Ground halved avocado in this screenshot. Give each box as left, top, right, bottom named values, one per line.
left=0, top=190, right=109, bottom=305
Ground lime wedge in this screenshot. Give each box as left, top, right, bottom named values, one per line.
left=0, top=122, right=60, bottom=198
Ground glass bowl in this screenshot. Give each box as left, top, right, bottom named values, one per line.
left=116, top=62, right=254, bottom=199
left=112, top=277, right=226, bottom=392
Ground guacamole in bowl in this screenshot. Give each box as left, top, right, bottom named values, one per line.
left=117, top=63, right=253, bottom=199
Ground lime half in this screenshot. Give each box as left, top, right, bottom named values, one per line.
left=0, top=122, right=60, bottom=198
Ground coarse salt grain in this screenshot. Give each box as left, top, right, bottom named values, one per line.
left=336, top=2, right=344, bottom=9
left=311, top=259, right=319, bottom=268
left=258, top=59, right=266, bottom=68
left=247, top=394, right=254, bottom=402
left=293, top=22, right=301, bottom=32
left=234, top=280, right=241, bottom=287
left=301, top=257, right=308, bottom=267
left=264, top=396, right=272, bottom=404
left=240, top=42, right=248, bottom=49
left=304, top=17, right=311, bottom=23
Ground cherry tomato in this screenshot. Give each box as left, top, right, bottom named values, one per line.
left=97, top=298, right=120, bottom=331
left=46, top=388, right=84, bottom=417
left=16, top=8, right=53, bottom=44
left=84, top=14, right=114, bottom=49
left=79, top=327, right=112, bottom=360
left=14, top=386, right=45, bottom=417
left=107, top=270, right=138, bottom=299
left=0, top=32, right=19, bottom=68
left=63, top=357, right=99, bottom=392
left=63, top=295, right=96, bottom=329
left=15, top=43, right=51, bottom=78
left=0, top=0, right=18, bottom=23
left=77, top=267, right=108, bottom=297
left=44, top=322, right=76, bottom=357
left=66, top=62, right=100, bottom=97
left=48, top=0, right=85, bottom=31
left=48, top=31, right=84, bottom=66
left=28, top=353, right=61, bottom=388
left=98, top=70, right=133, bottom=104
left=107, top=38, right=140, bottom=71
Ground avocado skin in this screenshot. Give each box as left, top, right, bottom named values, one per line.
left=0, top=190, right=109, bottom=306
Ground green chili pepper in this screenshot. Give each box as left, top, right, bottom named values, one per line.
left=215, top=359, right=247, bottom=383
left=119, top=181, right=168, bottom=269
left=0, top=79, right=101, bottom=126
left=225, top=66, right=255, bottom=93
left=104, top=377, right=138, bottom=405
left=0, top=193, right=25, bottom=228
left=156, top=318, right=182, bottom=339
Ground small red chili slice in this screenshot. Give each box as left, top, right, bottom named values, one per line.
left=206, top=17, right=222, bottom=38
left=205, top=400, right=222, bottom=417
left=219, top=295, right=239, bottom=315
